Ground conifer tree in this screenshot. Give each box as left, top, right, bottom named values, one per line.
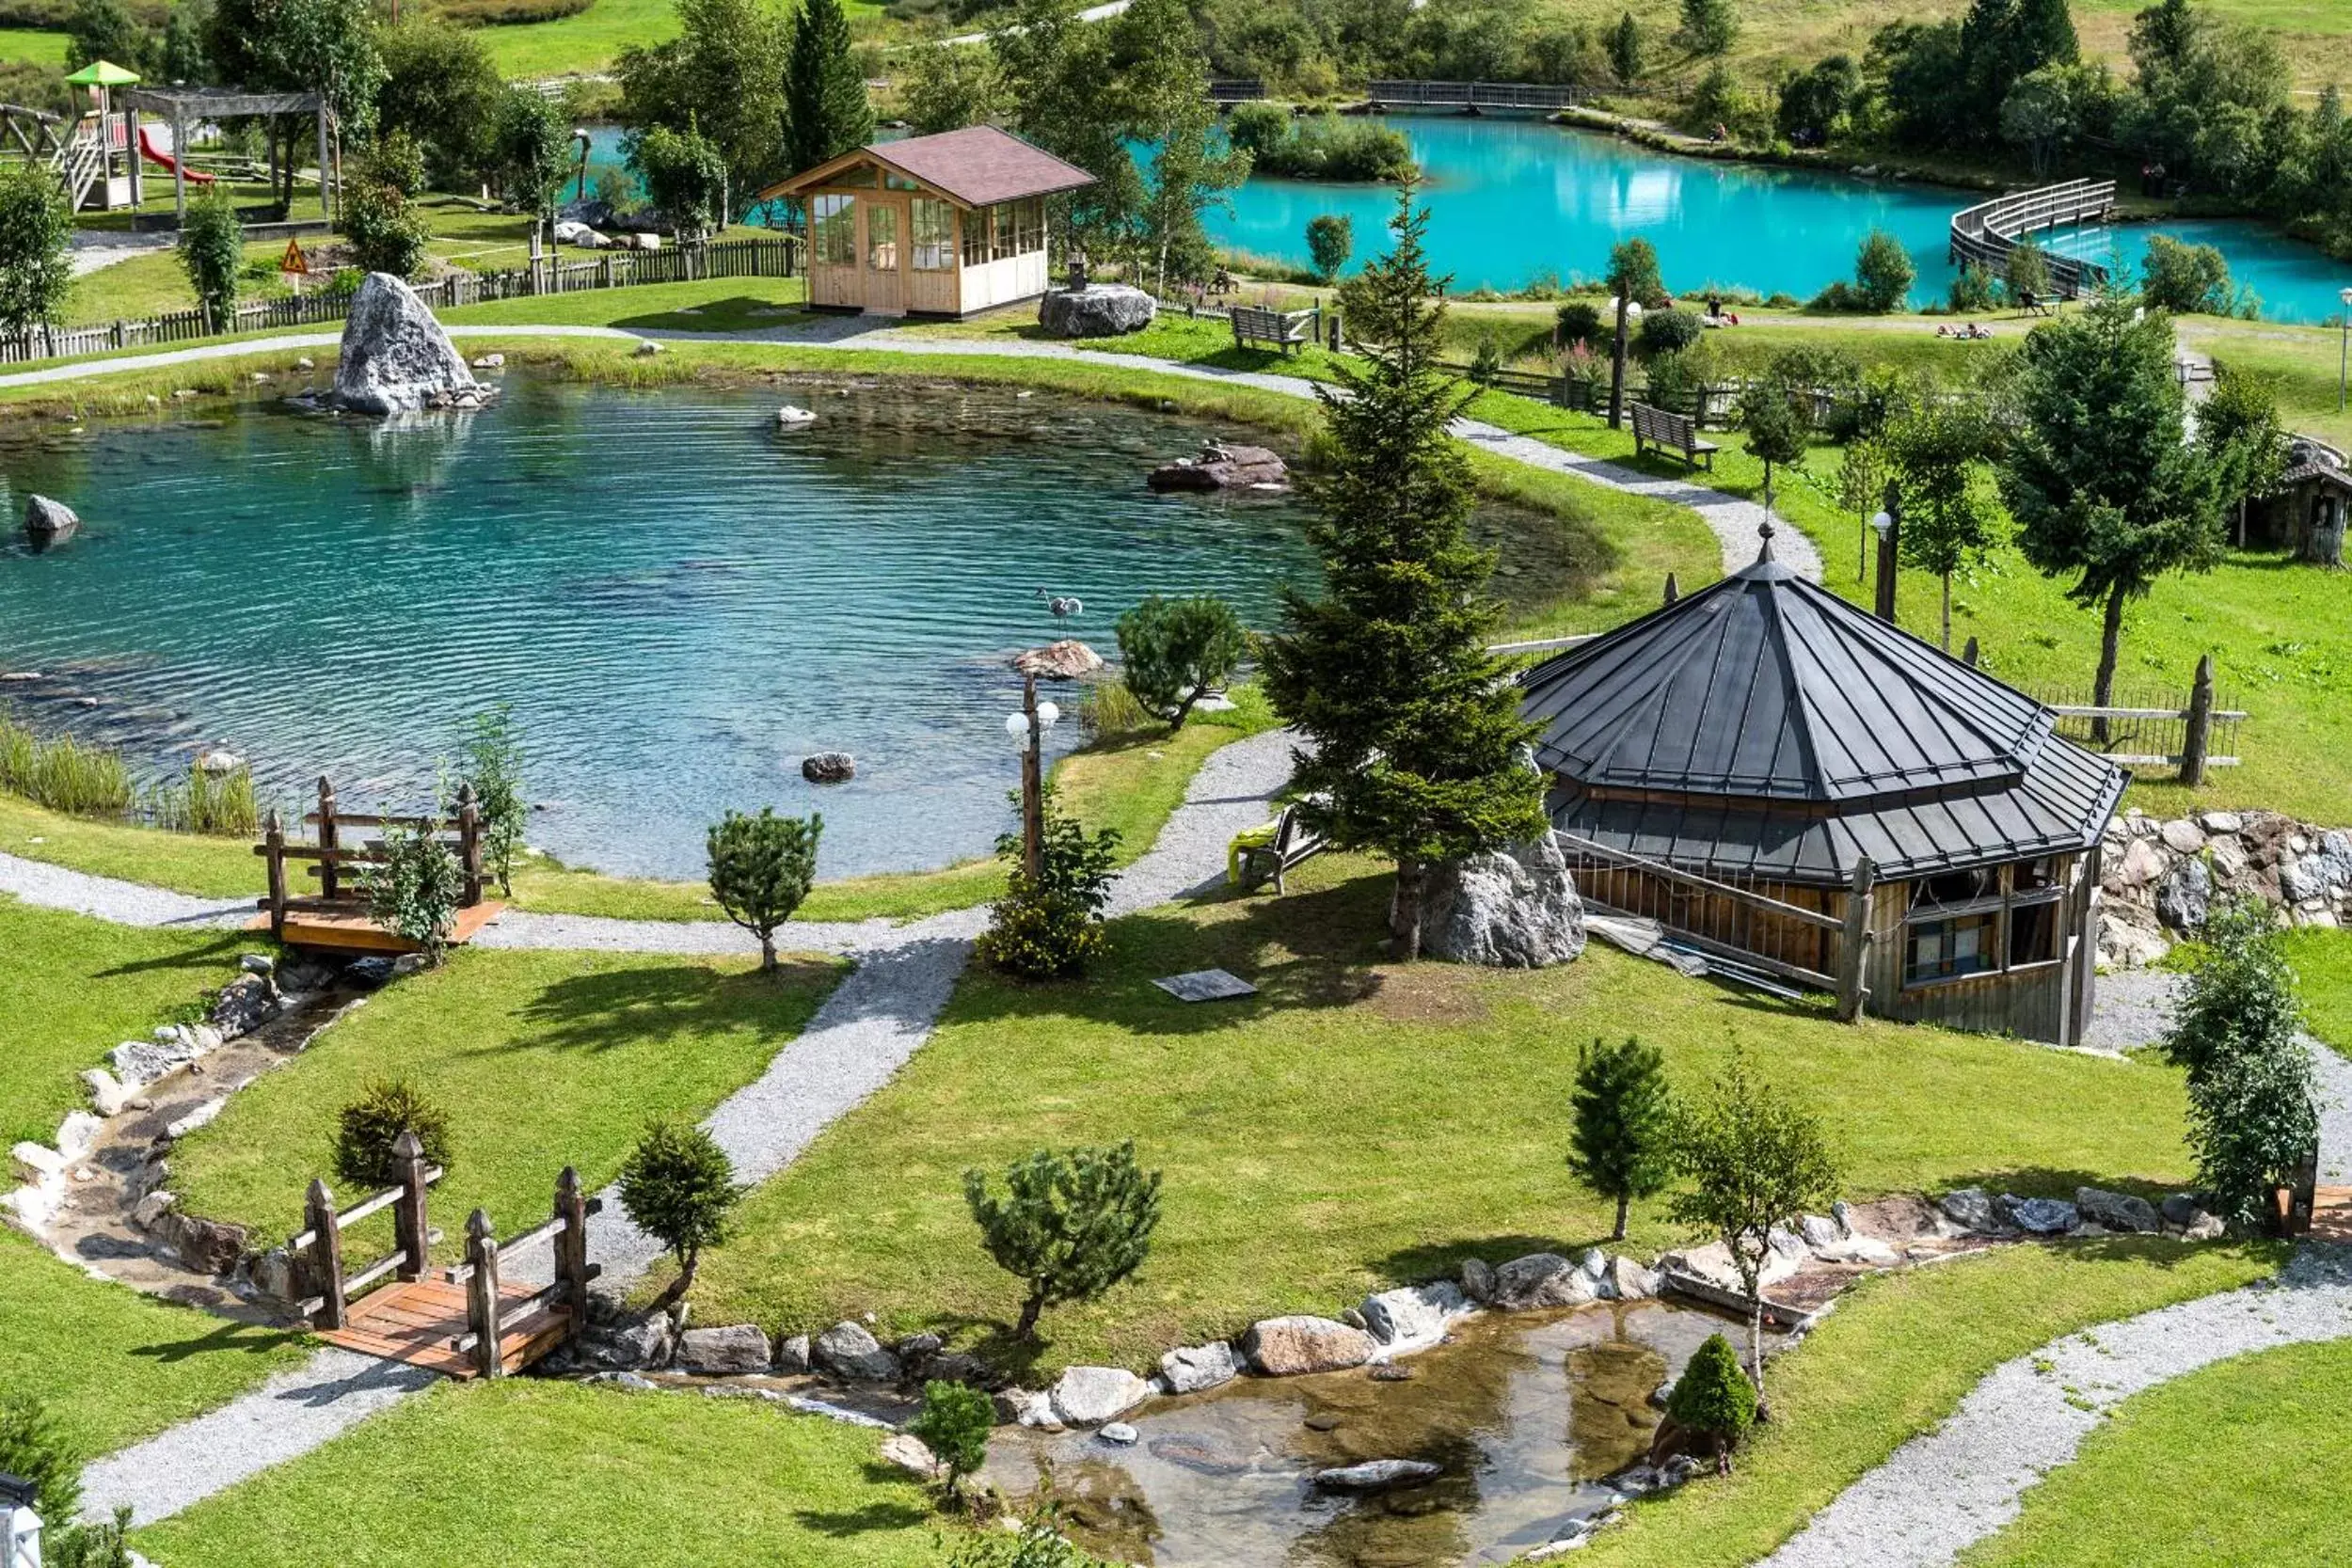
left=1567, top=1037, right=1677, bottom=1241
left=785, top=0, right=874, bottom=177
left=1261, top=181, right=1548, bottom=960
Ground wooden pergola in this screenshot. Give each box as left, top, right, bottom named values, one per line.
left=120, top=85, right=336, bottom=225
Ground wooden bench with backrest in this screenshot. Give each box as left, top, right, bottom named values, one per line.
left=1235, top=800, right=1327, bottom=893
left=1628, top=401, right=1721, bottom=470
left=1231, top=304, right=1319, bottom=356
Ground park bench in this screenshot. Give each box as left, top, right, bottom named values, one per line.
left=1235, top=801, right=1327, bottom=893
left=1628, top=401, right=1721, bottom=471
left=1231, top=304, right=1318, bottom=355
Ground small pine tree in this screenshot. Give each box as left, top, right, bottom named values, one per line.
left=1667, top=1332, right=1757, bottom=1468
left=909, top=1379, right=995, bottom=1503
left=1852, top=229, right=1915, bottom=312
left=0, top=1393, right=82, bottom=1537
left=177, top=184, right=245, bottom=331
left=332, top=1077, right=454, bottom=1191
left=1305, top=213, right=1353, bottom=282
left=706, top=808, right=821, bottom=972
left=1677, top=0, right=1737, bottom=55
left=1116, top=594, right=1247, bottom=730
left=2164, top=898, right=2317, bottom=1228
left=619, top=1118, right=739, bottom=1306
left=1609, top=10, right=1644, bottom=85
left=962, top=1140, right=1163, bottom=1340
left=1566, top=1037, right=1677, bottom=1241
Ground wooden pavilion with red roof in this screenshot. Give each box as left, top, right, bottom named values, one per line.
left=760, top=126, right=1096, bottom=318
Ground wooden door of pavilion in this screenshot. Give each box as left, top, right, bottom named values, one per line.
left=861, top=196, right=907, bottom=316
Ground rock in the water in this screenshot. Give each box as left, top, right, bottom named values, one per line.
left=82, top=1069, right=132, bottom=1118
left=1146, top=441, right=1290, bottom=492
left=195, top=749, right=245, bottom=775
left=801, top=752, right=855, bottom=784
left=24, top=494, right=78, bottom=545
left=209, top=974, right=278, bottom=1038
left=1099, top=1420, right=1139, bottom=1445
left=1607, top=1255, right=1661, bottom=1300
left=675, top=1323, right=773, bottom=1376
left=1243, top=1315, right=1375, bottom=1375
left=1359, top=1281, right=1469, bottom=1345
left=1159, top=1340, right=1240, bottom=1394
left=2155, top=857, right=2212, bottom=932
left=1037, top=283, right=1156, bottom=339
left=2003, top=1196, right=2077, bottom=1235
left=881, top=1433, right=943, bottom=1480
left=1311, top=1459, right=1441, bottom=1492
left=2074, top=1186, right=2161, bottom=1234
left=1422, top=831, right=1586, bottom=968
left=1489, top=1252, right=1597, bottom=1310
left=1940, top=1187, right=1999, bottom=1232
left=1812, top=1234, right=1900, bottom=1266
left=329, top=273, right=490, bottom=416
left=813, top=1321, right=901, bottom=1382
left=1050, top=1365, right=1152, bottom=1426
left=1461, top=1257, right=1497, bottom=1303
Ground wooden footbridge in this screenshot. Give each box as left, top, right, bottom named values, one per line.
left=254, top=777, right=504, bottom=955
left=293, top=1132, right=600, bottom=1379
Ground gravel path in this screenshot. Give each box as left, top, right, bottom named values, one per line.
left=0, top=850, right=248, bottom=928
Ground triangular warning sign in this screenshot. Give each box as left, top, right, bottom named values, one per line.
left=279, top=238, right=310, bottom=276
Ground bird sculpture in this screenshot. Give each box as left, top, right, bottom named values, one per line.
left=1037, top=587, right=1084, bottom=620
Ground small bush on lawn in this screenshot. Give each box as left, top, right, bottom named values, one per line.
left=1635, top=307, right=1701, bottom=361
left=1948, top=261, right=1998, bottom=313
left=1305, top=213, right=1353, bottom=282
left=458, top=704, right=528, bottom=895
left=945, top=1503, right=1109, bottom=1567
left=976, top=787, right=1118, bottom=980
left=1555, top=299, right=1602, bottom=349
left=332, top=1077, right=454, bottom=1192
left=340, top=171, right=434, bottom=279
left=2164, top=898, right=2317, bottom=1228
left=176, top=184, right=244, bottom=328
left=908, top=1379, right=994, bottom=1503
left=1667, top=1332, right=1757, bottom=1467
left=963, top=1140, right=1162, bottom=1341
left=360, top=822, right=465, bottom=961
left=1116, top=594, right=1247, bottom=731
left=620, top=1118, right=739, bottom=1307
left=707, top=808, right=821, bottom=972
left=1076, top=677, right=1152, bottom=740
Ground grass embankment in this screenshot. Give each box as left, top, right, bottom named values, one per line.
left=1575, top=1238, right=2288, bottom=1568
left=1958, top=1337, right=2352, bottom=1568
left=2187, top=315, right=2352, bottom=454
left=475, top=0, right=883, bottom=76
left=133, top=1379, right=937, bottom=1568
left=171, top=945, right=840, bottom=1261
left=683, top=856, right=2196, bottom=1375
left=2285, top=927, right=2352, bottom=1060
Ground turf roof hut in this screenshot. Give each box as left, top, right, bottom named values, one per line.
left=761, top=126, right=1096, bottom=318
left=1518, top=536, right=2125, bottom=1046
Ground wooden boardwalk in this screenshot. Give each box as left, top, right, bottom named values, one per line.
left=320, top=1276, right=570, bottom=1379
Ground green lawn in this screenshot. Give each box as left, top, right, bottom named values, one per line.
left=1577, top=1238, right=2288, bottom=1568
left=475, top=0, right=882, bottom=77
left=1960, top=1338, right=2352, bottom=1568
left=171, top=945, right=841, bottom=1262
left=0, top=894, right=250, bottom=1148
left=2185, top=317, right=2352, bottom=454
left=684, top=856, right=2197, bottom=1376
left=0, top=25, right=68, bottom=64
left=2286, top=927, right=2352, bottom=1061
left=133, top=1379, right=941, bottom=1568
left=0, top=1228, right=311, bottom=1461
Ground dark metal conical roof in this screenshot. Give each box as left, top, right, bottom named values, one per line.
left=1518, top=549, right=2126, bottom=885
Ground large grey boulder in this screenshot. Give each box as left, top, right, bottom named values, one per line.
left=2002, top=1196, right=2077, bottom=1235
left=1242, top=1315, right=1374, bottom=1375
left=2075, top=1186, right=2162, bottom=1234
left=812, top=1320, right=900, bottom=1382
left=1359, top=1281, right=1469, bottom=1345
left=1422, top=832, right=1586, bottom=968
left=1488, top=1252, right=1597, bottom=1310
left=1037, top=283, right=1155, bottom=339
left=1147, top=441, right=1290, bottom=492
left=24, top=495, right=77, bottom=545
left=329, top=273, right=490, bottom=415
left=2155, top=857, right=2212, bottom=931
left=1940, top=1186, right=1999, bottom=1232
left=1159, top=1340, right=1240, bottom=1394
left=675, top=1323, right=773, bottom=1376
left=1049, top=1365, right=1152, bottom=1426
left=574, top=1308, right=675, bottom=1371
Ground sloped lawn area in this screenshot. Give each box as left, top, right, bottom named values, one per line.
left=2285, top=927, right=2352, bottom=1061
left=132, top=1380, right=937, bottom=1568
left=685, top=856, right=2198, bottom=1374
left=171, top=947, right=841, bottom=1263
left=1958, top=1337, right=2352, bottom=1568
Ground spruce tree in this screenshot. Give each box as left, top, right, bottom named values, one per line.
left=1260, top=181, right=1548, bottom=960
left=1567, top=1037, right=1677, bottom=1241
left=785, top=0, right=875, bottom=178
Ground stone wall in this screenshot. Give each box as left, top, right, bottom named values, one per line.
left=2098, top=807, right=2352, bottom=967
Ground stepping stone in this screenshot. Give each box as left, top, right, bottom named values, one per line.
left=1153, top=968, right=1257, bottom=1003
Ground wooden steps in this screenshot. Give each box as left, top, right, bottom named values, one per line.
left=320, top=1276, right=569, bottom=1379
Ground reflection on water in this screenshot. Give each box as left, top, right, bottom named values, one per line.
left=989, top=1301, right=1761, bottom=1568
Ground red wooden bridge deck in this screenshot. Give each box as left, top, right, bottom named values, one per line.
left=320, top=1276, right=571, bottom=1379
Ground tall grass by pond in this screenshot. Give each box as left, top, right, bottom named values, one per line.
left=0, top=716, right=259, bottom=837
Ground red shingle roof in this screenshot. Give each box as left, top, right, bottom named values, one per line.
left=764, top=126, right=1097, bottom=207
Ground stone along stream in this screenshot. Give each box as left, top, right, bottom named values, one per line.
left=0, top=375, right=1319, bottom=879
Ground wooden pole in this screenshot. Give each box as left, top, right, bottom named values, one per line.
left=2180, top=652, right=2216, bottom=786
left=1873, top=483, right=1901, bottom=625
left=263, top=810, right=288, bottom=940
left=456, top=783, right=483, bottom=906
left=1662, top=572, right=1678, bottom=606
left=1962, top=636, right=1979, bottom=668
left=313, top=106, right=331, bottom=224
left=306, top=1178, right=346, bottom=1328
left=465, top=1209, right=503, bottom=1379
left=552, top=1166, right=590, bottom=1344
left=1835, top=855, right=1876, bottom=1023
left=172, top=103, right=185, bottom=223
left=1021, top=673, right=1043, bottom=882
left=391, top=1130, right=431, bottom=1282
left=316, top=776, right=339, bottom=901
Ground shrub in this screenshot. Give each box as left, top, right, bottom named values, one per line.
left=962, top=1139, right=1162, bottom=1339
left=1223, top=100, right=1291, bottom=159
left=1235, top=111, right=1414, bottom=182
left=908, top=1380, right=994, bottom=1500
left=1635, top=306, right=1701, bottom=361
left=366, top=130, right=429, bottom=198
left=1639, top=342, right=1714, bottom=413
left=2141, top=233, right=2232, bottom=316
left=1852, top=228, right=1915, bottom=312
left=1116, top=594, right=1248, bottom=730
left=619, top=1118, right=738, bottom=1302
left=0, top=157, right=72, bottom=337
left=1667, top=1332, right=1757, bottom=1460
left=145, top=761, right=259, bottom=837
left=1555, top=299, right=1602, bottom=348
left=945, top=1504, right=1108, bottom=1568
left=632, top=122, right=728, bottom=238
left=2004, top=236, right=2052, bottom=303
left=1076, top=676, right=1152, bottom=740
left=0, top=716, right=134, bottom=817
left=458, top=704, right=527, bottom=895
left=177, top=184, right=244, bottom=328
left=2164, top=898, right=2316, bottom=1227
left=359, top=821, right=465, bottom=960
left=1566, top=1037, right=1677, bottom=1241
left=975, top=786, right=1119, bottom=979
left=0, top=1393, right=81, bottom=1536
left=340, top=174, right=433, bottom=279
left=1304, top=212, right=1353, bottom=282
left=1948, top=261, right=1998, bottom=313
left=332, top=1076, right=454, bottom=1192
left=706, top=808, right=821, bottom=972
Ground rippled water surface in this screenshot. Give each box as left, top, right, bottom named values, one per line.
left=0, top=376, right=1318, bottom=879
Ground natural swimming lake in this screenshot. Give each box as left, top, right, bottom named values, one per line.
left=1206, top=117, right=2352, bottom=324
left=0, top=377, right=1317, bottom=880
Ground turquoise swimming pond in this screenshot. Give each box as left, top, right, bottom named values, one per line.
left=1207, top=117, right=2352, bottom=323
left=0, top=376, right=1317, bottom=879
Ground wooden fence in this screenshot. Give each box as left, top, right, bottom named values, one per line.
left=1364, top=79, right=1585, bottom=111
left=294, top=1130, right=446, bottom=1328
left=0, top=234, right=802, bottom=369
left=2018, top=655, right=2242, bottom=784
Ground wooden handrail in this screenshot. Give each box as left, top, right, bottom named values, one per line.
left=2044, top=705, right=2248, bottom=721
left=1555, top=831, right=1847, bottom=931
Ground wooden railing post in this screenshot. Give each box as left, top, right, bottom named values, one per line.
left=455, top=782, right=484, bottom=906
left=263, top=810, right=288, bottom=940
left=391, top=1130, right=431, bottom=1281
left=316, top=775, right=340, bottom=901
left=1663, top=572, right=1678, bottom=607
left=552, top=1166, right=590, bottom=1343
left=465, top=1209, right=503, bottom=1379
left=306, top=1178, right=346, bottom=1328
left=2180, top=653, right=2215, bottom=786
left=1835, top=855, right=1876, bottom=1023
left=1962, top=636, right=1979, bottom=668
